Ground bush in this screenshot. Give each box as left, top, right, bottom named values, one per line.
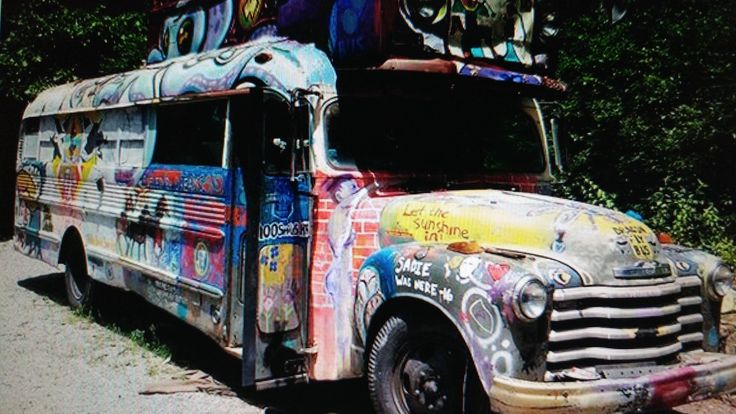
left=555, top=0, right=736, bottom=265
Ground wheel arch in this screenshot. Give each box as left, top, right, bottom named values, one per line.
left=58, top=226, right=88, bottom=275
left=365, top=294, right=468, bottom=357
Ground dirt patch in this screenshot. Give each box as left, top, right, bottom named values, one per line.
left=720, top=312, right=736, bottom=354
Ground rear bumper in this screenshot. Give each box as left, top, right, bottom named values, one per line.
left=489, top=352, right=736, bottom=414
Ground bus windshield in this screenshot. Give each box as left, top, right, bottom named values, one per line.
left=324, top=94, right=546, bottom=175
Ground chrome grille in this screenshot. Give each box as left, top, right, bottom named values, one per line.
left=546, top=276, right=704, bottom=379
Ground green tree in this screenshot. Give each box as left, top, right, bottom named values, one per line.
left=0, top=0, right=148, bottom=101
left=0, top=0, right=148, bottom=237
left=556, top=0, right=736, bottom=263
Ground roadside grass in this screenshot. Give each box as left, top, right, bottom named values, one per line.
left=47, top=281, right=244, bottom=386
left=68, top=296, right=173, bottom=367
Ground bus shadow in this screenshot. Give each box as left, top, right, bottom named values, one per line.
left=17, top=272, right=68, bottom=305
left=17, top=272, right=372, bottom=414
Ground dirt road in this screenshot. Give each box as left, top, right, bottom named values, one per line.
left=0, top=240, right=734, bottom=413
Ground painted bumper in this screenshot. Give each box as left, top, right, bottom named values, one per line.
left=489, top=352, right=736, bottom=414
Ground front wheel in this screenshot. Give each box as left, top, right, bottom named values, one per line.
left=367, top=314, right=489, bottom=414
left=64, top=255, right=94, bottom=309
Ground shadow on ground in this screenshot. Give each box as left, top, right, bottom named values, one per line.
left=18, top=273, right=373, bottom=414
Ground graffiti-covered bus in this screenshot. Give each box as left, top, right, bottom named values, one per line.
left=14, top=1, right=736, bottom=413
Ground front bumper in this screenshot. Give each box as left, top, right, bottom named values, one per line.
left=489, top=352, right=736, bottom=414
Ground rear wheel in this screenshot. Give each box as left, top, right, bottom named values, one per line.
left=367, top=314, right=489, bottom=414
left=64, top=252, right=94, bottom=309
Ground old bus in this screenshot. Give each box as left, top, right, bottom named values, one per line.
left=14, top=1, right=736, bottom=413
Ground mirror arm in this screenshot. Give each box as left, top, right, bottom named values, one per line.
left=289, top=94, right=313, bottom=182
left=550, top=118, right=564, bottom=174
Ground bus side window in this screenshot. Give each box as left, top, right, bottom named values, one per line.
left=105, top=108, right=145, bottom=167
left=152, top=100, right=227, bottom=167
left=119, top=140, right=144, bottom=166
left=21, top=118, right=40, bottom=160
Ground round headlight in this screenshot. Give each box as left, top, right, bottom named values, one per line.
left=707, top=265, right=734, bottom=299
left=513, top=277, right=548, bottom=322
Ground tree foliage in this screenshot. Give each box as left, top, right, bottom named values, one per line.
left=556, top=0, right=736, bottom=263
left=0, top=0, right=148, bottom=237
left=0, top=0, right=148, bottom=101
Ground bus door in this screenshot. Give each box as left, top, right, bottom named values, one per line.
left=230, top=90, right=312, bottom=387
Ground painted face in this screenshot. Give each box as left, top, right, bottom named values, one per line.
left=160, top=10, right=206, bottom=59
left=334, top=179, right=359, bottom=203
left=194, top=241, right=210, bottom=277
left=458, top=256, right=482, bottom=282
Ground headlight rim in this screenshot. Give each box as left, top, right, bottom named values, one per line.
left=512, top=275, right=548, bottom=322
left=707, top=264, right=734, bottom=300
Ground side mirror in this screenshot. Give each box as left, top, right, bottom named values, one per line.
left=549, top=117, right=568, bottom=174
left=603, top=0, right=628, bottom=23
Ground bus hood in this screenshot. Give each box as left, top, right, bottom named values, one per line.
left=377, top=190, right=667, bottom=287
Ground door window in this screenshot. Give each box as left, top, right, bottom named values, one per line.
left=263, top=97, right=292, bottom=175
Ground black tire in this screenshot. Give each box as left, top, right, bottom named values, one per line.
left=64, top=252, right=94, bottom=309
left=367, top=314, right=490, bottom=414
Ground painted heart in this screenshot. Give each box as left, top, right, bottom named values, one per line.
left=487, top=263, right=510, bottom=281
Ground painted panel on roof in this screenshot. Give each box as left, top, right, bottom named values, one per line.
left=146, top=1, right=554, bottom=67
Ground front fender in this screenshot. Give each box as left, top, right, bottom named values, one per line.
left=661, top=244, right=728, bottom=351
left=353, top=242, right=556, bottom=392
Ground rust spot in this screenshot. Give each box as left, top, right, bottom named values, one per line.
left=255, top=52, right=272, bottom=64
left=650, top=367, right=696, bottom=408
left=483, top=246, right=526, bottom=259
left=377, top=58, right=456, bottom=74
left=448, top=240, right=483, bottom=254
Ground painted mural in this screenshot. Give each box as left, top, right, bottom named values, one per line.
left=17, top=39, right=328, bottom=354
left=306, top=174, right=736, bottom=412
left=24, top=39, right=337, bottom=119
left=15, top=99, right=236, bottom=344
left=147, top=0, right=562, bottom=68
left=372, top=190, right=666, bottom=285
left=18, top=34, right=336, bottom=383
left=399, top=0, right=536, bottom=63
left=17, top=38, right=336, bottom=357
left=148, top=0, right=327, bottom=64
left=352, top=242, right=556, bottom=387
left=254, top=175, right=311, bottom=380
left=308, top=180, right=667, bottom=378
left=258, top=244, right=303, bottom=333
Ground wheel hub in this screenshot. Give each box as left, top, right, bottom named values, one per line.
left=401, top=351, right=454, bottom=413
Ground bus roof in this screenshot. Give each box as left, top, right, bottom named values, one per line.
left=24, top=35, right=566, bottom=121
left=23, top=37, right=337, bottom=119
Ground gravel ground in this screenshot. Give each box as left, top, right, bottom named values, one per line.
left=0, top=239, right=734, bottom=414
left=0, top=240, right=262, bottom=414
